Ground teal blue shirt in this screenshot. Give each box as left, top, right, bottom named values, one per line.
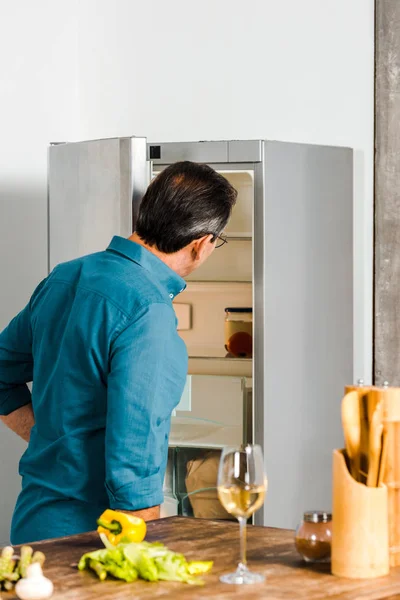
left=0, top=237, right=188, bottom=543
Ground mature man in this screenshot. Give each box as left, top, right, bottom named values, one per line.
left=0, top=161, right=237, bottom=543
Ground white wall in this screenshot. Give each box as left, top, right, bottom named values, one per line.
left=0, top=0, right=79, bottom=543
left=0, top=0, right=374, bottom=541
left=75, top=0, right=374, bottom=383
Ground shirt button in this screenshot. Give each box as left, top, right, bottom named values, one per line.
left=169, top=293, right=174, bottom=299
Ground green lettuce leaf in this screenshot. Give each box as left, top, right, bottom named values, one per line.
left=79, top=540, right=212, bottom=585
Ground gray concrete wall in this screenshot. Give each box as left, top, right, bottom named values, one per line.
left=375, top=1, right=400, bottom=385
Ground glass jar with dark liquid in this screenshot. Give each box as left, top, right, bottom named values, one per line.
left=224, top=308, right=252, bottom=358
left=295, top=511, right=332, bottom=563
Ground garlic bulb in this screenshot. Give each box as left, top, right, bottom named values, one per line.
left=15, top=562, right=53, bottom=600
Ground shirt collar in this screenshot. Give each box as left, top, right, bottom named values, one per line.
left=106, top=236, right=186, bottom=300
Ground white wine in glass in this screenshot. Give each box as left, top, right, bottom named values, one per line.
left=217, top=444, right=267, bottom=585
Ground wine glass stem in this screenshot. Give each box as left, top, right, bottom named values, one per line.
left=238, top=516, right=247, bottom=570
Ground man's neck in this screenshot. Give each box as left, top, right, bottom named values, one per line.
left=128, top=233, right=186, bottom=277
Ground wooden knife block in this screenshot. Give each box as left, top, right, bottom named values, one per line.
left=331, top=449, right=389, bottom=579
left=380, top=388, right=400, bottom=567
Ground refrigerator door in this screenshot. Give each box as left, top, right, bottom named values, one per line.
left=48, top=137, right=148, bottom=269
left=258, top=141, right=353, bottom=528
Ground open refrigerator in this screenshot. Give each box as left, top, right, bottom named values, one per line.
left=48, top=138, right=353, bottom=528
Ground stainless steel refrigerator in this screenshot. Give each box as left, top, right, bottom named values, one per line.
left=48, top=137, right=353, bottom=528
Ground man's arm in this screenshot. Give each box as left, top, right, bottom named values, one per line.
left=120, top=506, right=160, bottom=521
left=0, top=304, right=34, bottom=438
left=105, top=302, right=187, bottom=518
left=0, top=403, right=35, bottom=442
left=0, top=279, right=48, bottom=440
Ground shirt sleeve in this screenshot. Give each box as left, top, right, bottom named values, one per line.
left=0, top=278, right=49, bottom=416
left=0, top=303, right=33, bottom=416
left=105, top=302, right=187, bottom=511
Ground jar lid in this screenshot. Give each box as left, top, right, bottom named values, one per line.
left=303, top=511, right=332, bottom=523
left=225, top=307, right=253, bottom=313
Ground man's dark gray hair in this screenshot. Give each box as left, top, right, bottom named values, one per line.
left=135, top=161, right=237, bottom=253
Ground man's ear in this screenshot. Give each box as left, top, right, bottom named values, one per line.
left=190, top=234, right=214, bottom=261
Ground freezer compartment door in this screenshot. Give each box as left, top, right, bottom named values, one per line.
left=48, top=137, right=148, bottom=269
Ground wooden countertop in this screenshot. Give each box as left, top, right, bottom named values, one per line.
left=7, top=516, right=400, bottom=599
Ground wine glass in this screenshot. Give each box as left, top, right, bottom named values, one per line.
left=217, top=444, right=267, bottom=584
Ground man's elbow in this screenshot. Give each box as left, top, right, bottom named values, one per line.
left=0, top=403, right=35, bottom=442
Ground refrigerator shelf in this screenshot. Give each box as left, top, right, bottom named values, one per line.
left=169, top=416, right=241, bottom=448
left=224, top=234, right=252, bottom=241
left=188, top=355, right=252, bottom=377
left=182, top=279, right=252, bottom=286
left=186, top=343, right=250, bottom=358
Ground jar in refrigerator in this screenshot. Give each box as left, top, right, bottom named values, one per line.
left=224, top=308, right=253, bottom=358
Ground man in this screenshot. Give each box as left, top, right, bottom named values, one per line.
left=0, top=161, right=237, bottom=543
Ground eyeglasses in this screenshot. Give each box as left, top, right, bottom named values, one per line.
left=214, top=234, right=228, bottom=249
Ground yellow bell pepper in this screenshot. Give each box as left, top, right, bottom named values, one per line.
left=97, top=509, right=146, bottom=545
left=187, top=561, right=214, bottom=575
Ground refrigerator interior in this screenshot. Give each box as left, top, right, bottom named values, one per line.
left=153, top=167, right=255, bottom=519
